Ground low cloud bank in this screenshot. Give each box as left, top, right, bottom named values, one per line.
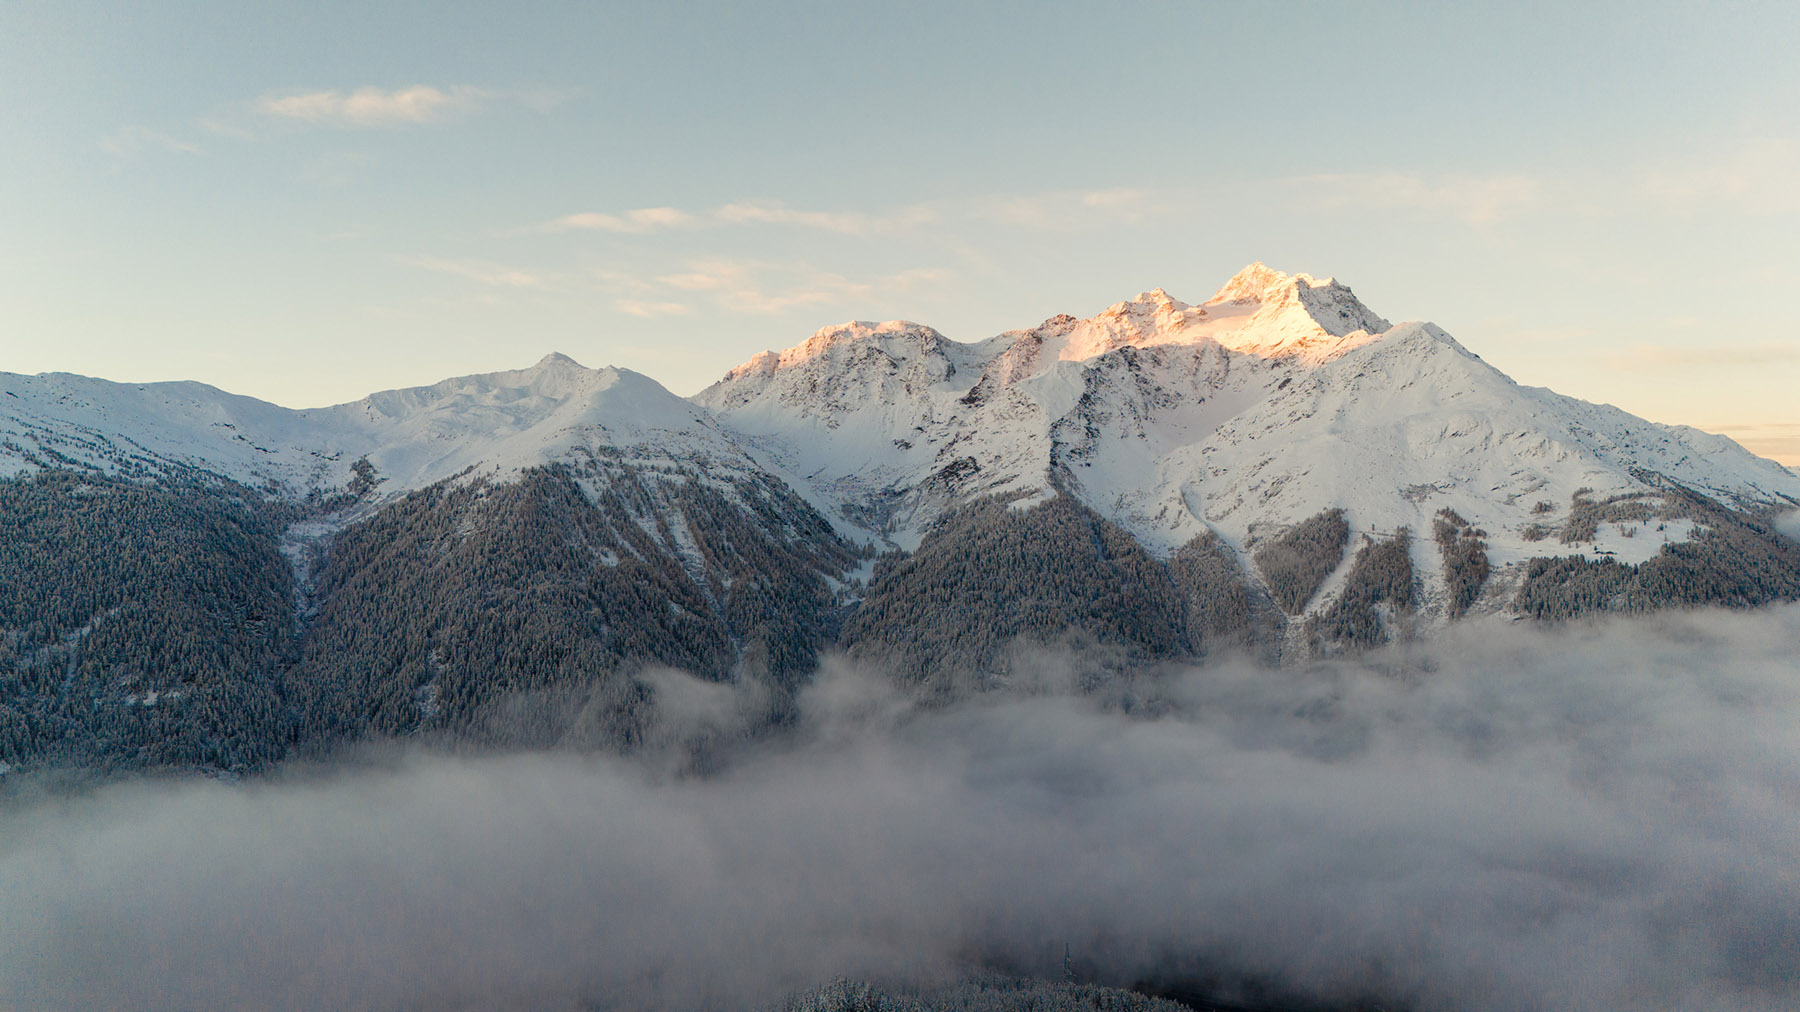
left=4, top=608, right=1800, bottom=1011
left=1776, top=509, right=1800, bottom=543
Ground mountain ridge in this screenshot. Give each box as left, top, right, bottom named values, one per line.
left=6, top=262, right=1800, bottom=772
left=8, top=263, right=1797, bottom=563
left=5, top=266, right=1799, bottom=609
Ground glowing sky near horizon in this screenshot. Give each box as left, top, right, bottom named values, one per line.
left=2, top=1, right=1797, bottom=463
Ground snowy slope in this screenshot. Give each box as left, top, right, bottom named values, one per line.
left=1088, top=320, right=1800, bottom=563
left=0, top=353, right=763, bottom=497
left=698, top=263, right=1800, bottom=617
left=8, top=263, right=1797, bottom=627
left=0, top=371, right=344, bottom=488
left=694, top=264, right=1404, bottom=545
left=691, top=272, right=1341, bottom=545
left=0, top=353, right=857, bottom=609
left=311, top=353, right=767, bottom=494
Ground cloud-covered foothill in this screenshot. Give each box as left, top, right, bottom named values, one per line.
left=3, top=607, right=1798, bottom=1011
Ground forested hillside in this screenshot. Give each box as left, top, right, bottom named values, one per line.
left=841, top=493, right=1195, bottom=694
left=0, top=470, right=300, bottom=771
left=1514, top=481, right=1800, bottom=620
left=0, top=460, right=857, bottom=773
left=3, top=452, right=1799, bottom=777
left=290, top=459, right=856, bottom=751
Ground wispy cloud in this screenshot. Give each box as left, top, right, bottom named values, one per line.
left=400, top=255, right=554, bottom=289
left=1281, top=137, right=1800, bottom=228
left=713, top=200, right=940, bottom=235
left=1639, top=137, right=1800, bottom=215
left=971, top=188, right=1167, bottom=228
left=1598, top=342, right=1800, bottom=371
left=654, top=259, right=843, bottom=314
left=631, top=258, right=946, bottom=316
left=1080, top=187, right=1152, bottom=213
left=543, top=207, right=696, bottom=233
left=1291, top=171, right=1544, bottom=226
left=1710, top=422, right=1800, bottom=467
left=261, top=85, right=489, bottom=126
left=538, top=200, right=939, bottom=237
left=1278, top=138, right=1800, bottom=227
left=615, top=299, right=692, bottom=318
left=99, top=126, right=202, bottom=157
left=534, top=189, right=1175, bottom=241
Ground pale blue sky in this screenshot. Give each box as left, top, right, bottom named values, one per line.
left=3, top=1, right=1797, bottom=460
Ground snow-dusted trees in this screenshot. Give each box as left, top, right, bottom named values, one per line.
left=291, top=461, right=854, bottom=751
left=771, top=975, right=1187, bottom=1012
left=1167, top=529, right=1252, bottom=649
left=1309, top=529, right=1416, bottom=650
left=1515, top=482, right=1800, bottom=619
left=1253, top=508, right=1350, bottom=614
left=841, top=493, right=1192, bottom=694
left=0, top=459, right=858, bottom=773
left=0, top=470, right=298, bottom=772
left=1433, top=508, right=1491, bottom=619
left=8, top=455, right=1800, bottom=775
left=1561, top=489, right=1659, bottom=544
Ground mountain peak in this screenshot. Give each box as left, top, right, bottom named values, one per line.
left=1096, top=287, right=1195, bottom=323
left=1191, top=263, right=1392, bottom=357
left=532, top=351, right=587, bottom=371
left=806, top=319, right=942, bottom=344
left=714, top=320, right=949, bottom=385
left=474, top=352, right=605, bottom=391
left=1208, top=262, right=1296, bottom=304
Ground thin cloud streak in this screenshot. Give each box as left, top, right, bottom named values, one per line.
left=1291, top=171, right=1545, bottom=226
left=543, top=207, right=696, bottom=233
left=713, top=200, right=941, bottom=235
left=540, top=200, right=939, bottom=236
left=260, top=85, right=489, bottom=126
left=1598, top=343, right=1800, bottom=371
left=1285, top=138, right=1800, bottom=225
left=99, top=126, right=203, bottom=157
left=645, top=259, right=948, bottom=316
left=1711, top=423, right=1800, bottom=467
left=615, top=299, right=691, bottom=318
left=971, top=187, right=1172, bottom=228
left=535, top=189, right=1166, bottom=239
left=1641, top=137, right=1800, bottom=215
left=532, top=145, right=1800, bottom=245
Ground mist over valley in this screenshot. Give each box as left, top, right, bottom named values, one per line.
left=5, top=609, right=1800, bottom=1011
left=4, top=266, right=1800, bottom=1010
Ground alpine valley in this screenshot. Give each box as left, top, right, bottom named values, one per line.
left=5, top=263, right=1799, bottom=773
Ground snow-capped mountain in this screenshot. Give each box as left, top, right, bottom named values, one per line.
left=700, top=263, right=1800, bottom=616
left=6, top=261, right=1799, bottom=638
left=6, top=262, right=1800, bottom=773
left=0, top=354, right=858, bottom=773
left=1, top=352, right=847, bottom=644
left=1, top=353, right=763, bottom=495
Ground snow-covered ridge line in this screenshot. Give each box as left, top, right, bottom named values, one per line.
left=0, top=354, right=756, bottom=498
left=695, top=263, right=1800, bottom=584
left=6, top=263, right=1798, bottom=591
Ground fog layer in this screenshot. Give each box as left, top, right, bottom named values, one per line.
left=4, top=608, right=1799, bottom=1011
left=1776, top=508, right=1800, bottom=543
